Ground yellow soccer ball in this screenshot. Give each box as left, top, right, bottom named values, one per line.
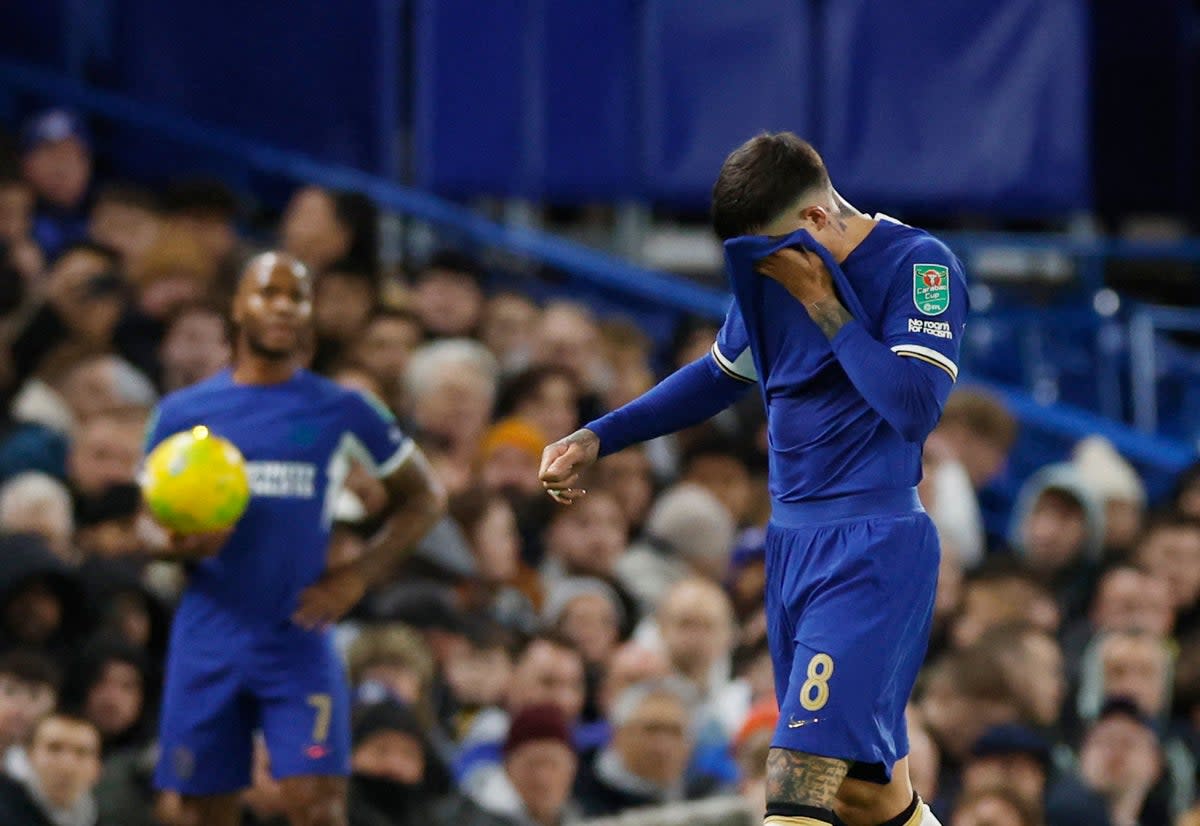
left=142, top=426, right=251, bottom=534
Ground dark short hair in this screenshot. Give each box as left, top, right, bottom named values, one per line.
left=163, top=178, right=239, bottom=218
left=941, top=388, right=1019, bottom=451
left=495, top=365, right=578, bottom=421
left=0, top=649, right=62, bottom=692
left=516, top=629, right=583, bottom=665
left=330, top=190, right=379, bottom=273
left=710, top=132, right=830, bottom=240
left=94, top=182, right=160, bottom=214
left=1138, top=510, right=1200, bottom=546
left=418, top=249, right=484, bottom=287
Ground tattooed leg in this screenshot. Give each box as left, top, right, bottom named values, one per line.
left=763, top=747, right=850, bottom=825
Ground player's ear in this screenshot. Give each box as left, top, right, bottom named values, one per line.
left=803, top=205, right=829, bottom=230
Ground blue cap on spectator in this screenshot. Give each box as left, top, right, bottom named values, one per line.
left=21, top=109, right=91, bottom=153
left=970, top=724, right=1053, bottom=771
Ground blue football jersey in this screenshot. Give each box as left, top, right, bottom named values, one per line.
left=144, top=369, right=412, bottom=626
left=714, top=215, right=967, bottom=502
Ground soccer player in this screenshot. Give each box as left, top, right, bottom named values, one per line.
left=539, top=133, right=966, bottom=826
left=145, top=253, right=445, bottom=826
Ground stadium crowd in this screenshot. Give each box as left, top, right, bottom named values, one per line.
left=0, top=108, right=1198, bottom=826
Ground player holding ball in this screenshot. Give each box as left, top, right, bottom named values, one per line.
left=142, top=252, right=445, bottom=826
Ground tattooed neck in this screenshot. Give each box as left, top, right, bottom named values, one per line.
left=805, top=296, right=853, bottom=340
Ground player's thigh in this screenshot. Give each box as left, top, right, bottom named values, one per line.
left=174, top=792, right=242, bottom=826
left=156, top=649, right=257, bottom=795
left=256, top=633, right=351, bottom=781
left=834, top=757, right=915, bottom=826
left=773, top=515, right=938, bottom=777
left=277, top=775, right=348, bottom=826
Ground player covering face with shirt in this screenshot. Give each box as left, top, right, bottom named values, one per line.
left=145, top=253, right=445, bottom=826
left=541, top=133, right=966, bottom=826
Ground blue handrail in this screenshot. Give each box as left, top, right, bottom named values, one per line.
left=0, top=60, right=729, bottom=319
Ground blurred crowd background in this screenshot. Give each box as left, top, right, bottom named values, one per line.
left=0, top=2, right=1199, bottom=826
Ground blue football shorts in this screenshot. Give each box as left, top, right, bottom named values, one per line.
left=155, top=615, right=351, bottom=795
left=765, top=488, right=938, bottom=784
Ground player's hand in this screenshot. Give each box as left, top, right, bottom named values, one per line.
left=756, top=248, right=835, bottom=307
left=167, top=529, right=233, bottom=561
left=539, top=428, right=599, bottom=505
left=292, top=566, right=368, bottom=630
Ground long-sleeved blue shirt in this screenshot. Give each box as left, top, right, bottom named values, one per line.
left=588, top=216, right=967, bottom=504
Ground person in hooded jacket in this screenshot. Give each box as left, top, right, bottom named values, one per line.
left=1007, top=462, right=1106, bottom=625
left=0, top=532, right=89, bottom=668
left=349, top=699, right=513, bottom=826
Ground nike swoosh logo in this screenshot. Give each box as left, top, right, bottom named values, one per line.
left=787, top=716, right=821, bottom=729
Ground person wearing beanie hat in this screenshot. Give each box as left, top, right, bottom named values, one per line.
left=479, top=418, right=547, bottom=501
left=960, top=724, right=1052, bottom=812
left=492, top=704, right=579, bottom=826
left=616, top=483, right=735, bottom=617
left=21, top=108, right=93, bottom=258
left=1072, top=436, right=1147, bottom=555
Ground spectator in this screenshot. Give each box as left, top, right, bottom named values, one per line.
left=974, top=624, right=1066, bottom=731
left=1046, top=698, right=1163, bottom=826
left=10, top=242, right=126, bottom=382
left=916, top=647, right=1023, bottom=770
left=63, top=637, right=152, bottom=757
left=1008, top=463, right=1105, bottom=623
left=478, top=704, right=580, bottom=826
left=0, top=533, right=88, bottom=665
left=312, top=265, right=379, bottom=373
left=961, top=724, right=1053, bottom=812
left=949, top=562, right=1060, bottom=649
left=442, top=624, right=516, bottom=741
left=617, top=484, right=735, bottom=616
left=907, top=712, right=941, bottom=806
left=351, top=308, right=425, bottom=408
left=495, top=366, right=581, bottom=444
left=77, top=559, right=169, bottom=662
left=541, top=488, right=630, bottom=586
left=951, top=787, right=1041, bottom=826
left=0, top=712, right=102, bottom=826
left=73, top=484, right=143, bottom=561
left=642, top=579, right=743, bottom=785
left=157, top=302, right=232, bottom=392
left=1078, top=631, right=1173, bottom=723
left=1173, top=462, right=1200, bottom=520
left=65, top=412, right=145, bottom=502
left=731, top=700, right=777, bottom=818
left=0, top=650, right=61, bottom=775
left=595, top=642, right=671, bottom=721
left=1072, top=436, right=1147, bottom=557
left=21, top=109, right=93, bottom=258
left=411, top=251, right=486, bottom=339
left=161, top=178, right=245, bottom=289
left=0, top=171, right=43, bottom=283
left=542, top=577, right=624, bottom=669
left=598, top=318, right=655, bottom=411
left=86, top=184, right=161, bottom=278
left=346, top=624, right=438, bottom=731
left=594, top=447, right=656, bottom=537
left=530, top=302, right=605, bottom=412
left=1133, top=513, right=1200, bottom=636
left=406, top=338, right=499, bottom=473
left=457, top=633, right=586, bottom=805
left=350, top=699, right=502, bottom=826
left=574, top=678, right=714, bottom=816
left=927, top=388, right=1018, bottom=566
left=679, top=437, right=753, bottom=528
left=280, top=185, right=378, bottom=274
left=480, top=292, right=540, bottom=372
left=478, top=418, right=547, bottom=503
left=1060, top=565, right=1174, bottom=686
left=448, top=489, right=539, bottom=634
left=0, top=472, right=75, bottom=562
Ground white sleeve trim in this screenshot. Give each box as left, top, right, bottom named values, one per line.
left=710, top=342, right=758, bottom=382
left=346, top=433, right=416, bottom=479
left=891, top=344, right=959, bottom=380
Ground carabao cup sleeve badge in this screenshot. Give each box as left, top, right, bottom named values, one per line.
left=913, top=264, right=950, bottom=316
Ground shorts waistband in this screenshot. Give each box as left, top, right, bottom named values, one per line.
left=770, top=488, right=924, bottom=528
